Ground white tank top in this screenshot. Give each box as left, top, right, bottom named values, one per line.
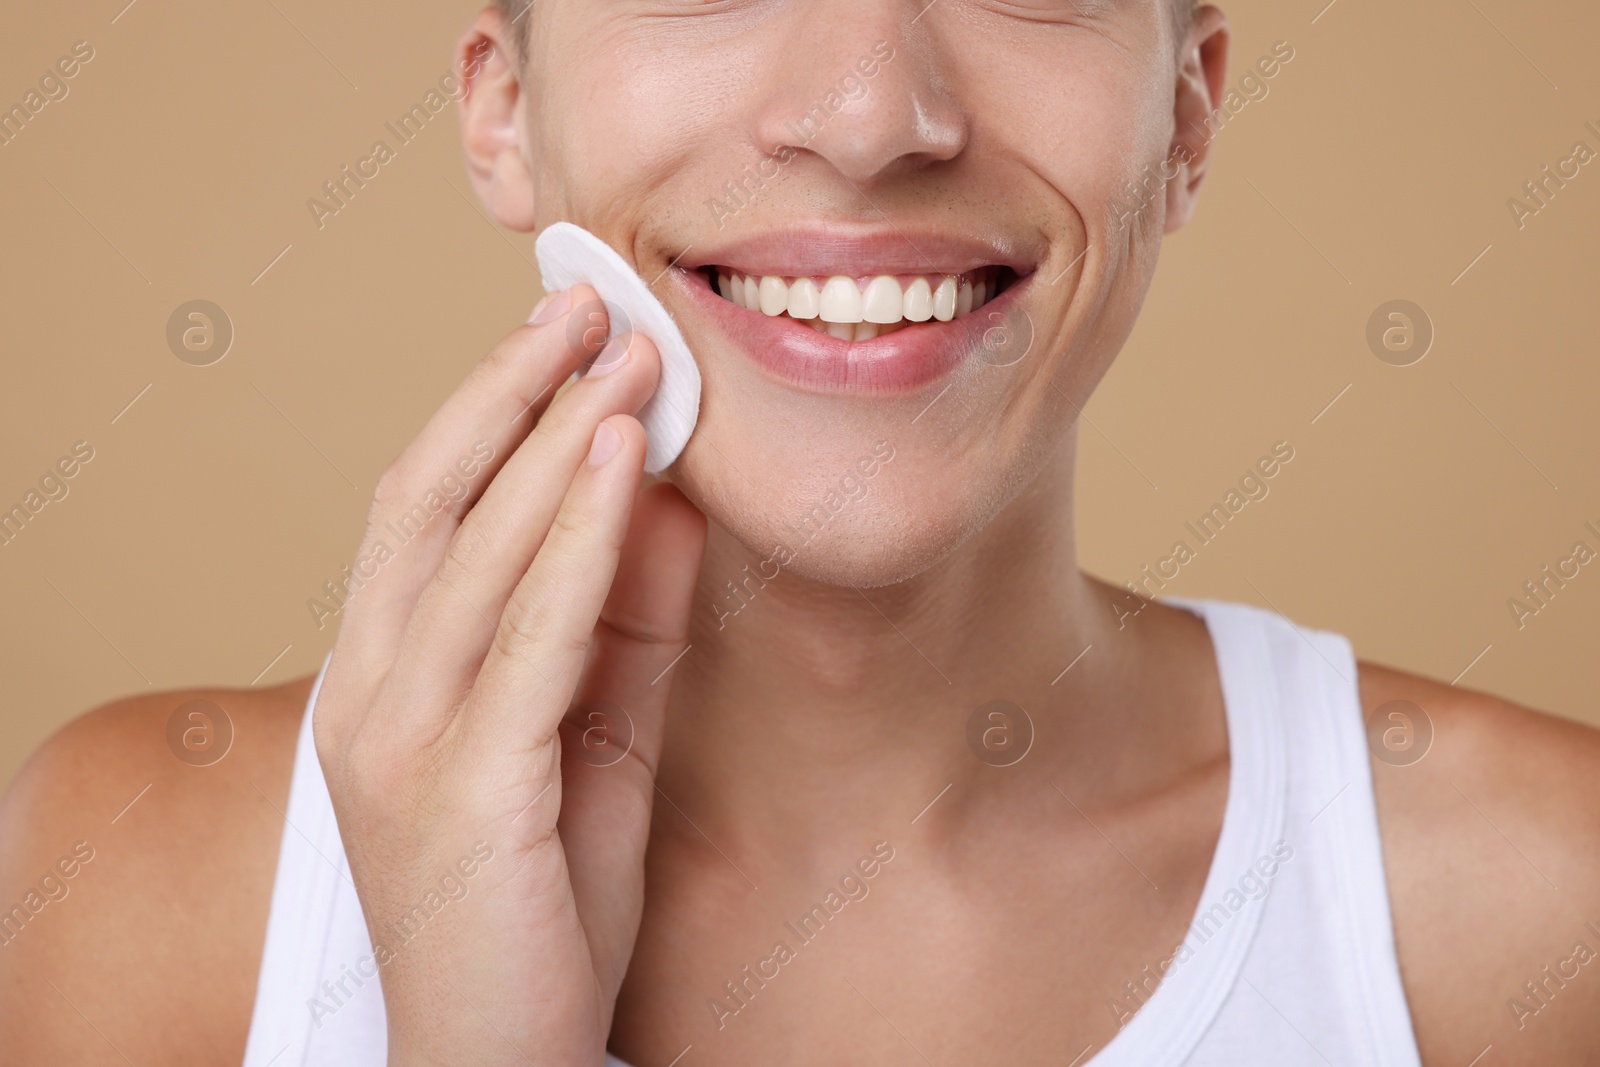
left=241, top=598, right=1423, bottom=1066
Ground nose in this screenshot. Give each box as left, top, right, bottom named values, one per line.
left=753, top=0, right=968, bottom=186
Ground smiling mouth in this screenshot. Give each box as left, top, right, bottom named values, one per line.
left=701, top=267, right=1018, bottom=341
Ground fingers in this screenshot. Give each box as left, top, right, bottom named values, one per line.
left=556, top=483, right=705, bottom=991
left=328, top=287, right=596, bottom=689
left=385, top=330, right=662, bottom=715
left=463, top=414, right=652, bottom=750
left=579, top=481, right=706, bottom=774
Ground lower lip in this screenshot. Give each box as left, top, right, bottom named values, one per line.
left=671, top=269, right=1031, bottom=394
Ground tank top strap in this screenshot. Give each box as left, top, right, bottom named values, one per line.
left=242, top=656, right=391, bottom=1066
left=1091, top=597, right=1292, bottom=1064
left=1171, top=598, right=1423, bottom=1066
left=242, top=658, right=635, bottom=1067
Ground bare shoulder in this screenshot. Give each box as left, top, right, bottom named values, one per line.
left=0, top=675, right=313, bottom=1065
left=1360, top=662, right=1600, bottom=1066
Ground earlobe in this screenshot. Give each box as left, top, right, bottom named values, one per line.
left=1163, top=6, right=1230, bottom=234
left=457, top=9, right=538, bottom=232
left=488, top=143, right=538, bottom=231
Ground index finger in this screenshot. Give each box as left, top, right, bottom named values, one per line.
left=332, top=286, right=601, bottom=680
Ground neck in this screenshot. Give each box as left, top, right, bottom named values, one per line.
left=649, top=428, right=1222, bottom=883
left=657, top=430, right=1219, bottom=868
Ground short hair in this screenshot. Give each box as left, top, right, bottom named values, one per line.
left=494, top=0, right=526, bottom=21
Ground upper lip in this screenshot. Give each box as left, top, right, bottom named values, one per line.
left=677, top=224, right=1042, bottom=278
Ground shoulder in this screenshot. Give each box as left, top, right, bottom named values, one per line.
left=0, top=675, right=313, bottom=1064
left=1359, top=662, right=1600, bottom=1065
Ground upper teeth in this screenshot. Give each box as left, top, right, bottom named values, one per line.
left=714, top=270, right=998, bottom=334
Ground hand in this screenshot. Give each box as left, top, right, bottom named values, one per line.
left=313, top=286, right=706, bottom=1066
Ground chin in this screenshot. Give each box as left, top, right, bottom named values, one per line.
left=670, top=401, right=1047, bottom=591
left=641, top=219, right=1094, bottom=589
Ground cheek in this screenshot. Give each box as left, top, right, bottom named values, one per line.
left=537, top=29, right=758, bottom=212
left=953, top=32, right=1172, bottom=237
left=1026, top=82, right=1168, bottom=233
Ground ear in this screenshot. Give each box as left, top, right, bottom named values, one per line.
left=456, top=8, right=537, bottom=232
left=1164, top=5, right=1230, bottom=234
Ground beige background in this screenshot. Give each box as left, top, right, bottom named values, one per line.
left=1, top=0, right=1596, bottom=787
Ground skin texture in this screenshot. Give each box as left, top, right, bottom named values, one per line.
left=0, top=680, right=308, bottom=1064
left=4, top=668, right=1599, bottom=1064
left=2, top=1, right=1599, bottom=1064
left=1364, top=665, right=1600, bottom=1065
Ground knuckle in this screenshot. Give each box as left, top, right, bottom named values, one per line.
left=393, top=742, right=449, bottom=810
left=493, top=595, right=547, bottom=660
left=598, top=608, right=685, bottom=649
left=524, top=418, right=557, bottom=455
left=548, top=505, right=589, bottom=543
left=341, top=721, right=430, bottom=807
left=567, top=301, right=611, bottom=358
left=371, top=461, right=408, bottom=516
left=479, top=318, right=570, bottom=398
left=311, top=712, right=342, bottom=779
left=552, top=497, right=627, bottom=559
left=624, top=331, right=662, bottom=373
left=526, top=400, right=573, bottom=448
left=441, top=519, right=494, bottom=580
left=513, top=808, right=565, bottom=861
left=311, top=683, right=356, bottom=771
left=493, top=581, right=589, bottom=662
left=479, top=330, right=525, bottom=380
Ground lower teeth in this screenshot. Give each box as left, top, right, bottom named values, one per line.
left=807, top=320, right=912, bottom=341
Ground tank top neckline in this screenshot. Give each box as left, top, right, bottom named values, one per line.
left=1079, top=596, right=1289, bottom=1065
left=244, top=597, right=1423, bottom=1067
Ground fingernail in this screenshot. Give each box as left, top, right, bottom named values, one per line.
left=529, top=290, right=571, bottom=325
left=586, top=420, right=622, bottom=467
left=584, top=333, right=631, bottom=378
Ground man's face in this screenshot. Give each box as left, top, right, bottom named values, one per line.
left=514, top=1, right=1208, bottom=585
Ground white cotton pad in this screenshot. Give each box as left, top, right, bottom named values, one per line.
left=534, top=222, right=701, bottom=474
